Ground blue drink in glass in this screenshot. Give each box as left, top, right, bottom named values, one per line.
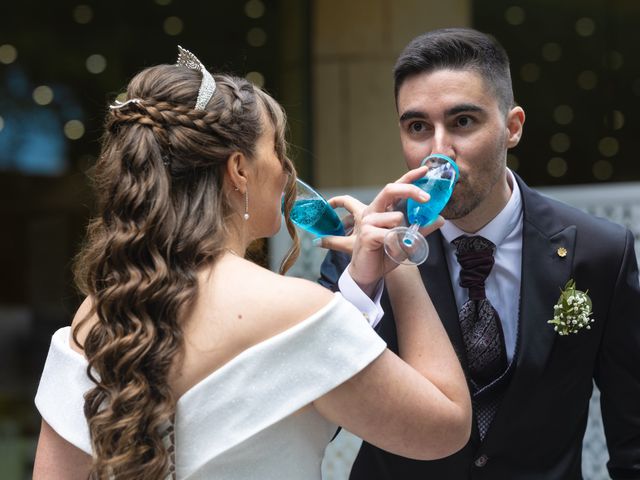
left=284, top=179, right=345, bottom=237
left=384, top=154, right=458, bottom=264
left=290, top=198, right=345, bottom=237
left=406, top=176, right=456, bottom=227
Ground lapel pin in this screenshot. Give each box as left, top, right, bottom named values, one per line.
left=557, top=247, right=567, bottom=258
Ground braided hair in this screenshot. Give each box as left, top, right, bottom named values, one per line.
left=73, top=64, right=298, bottom=479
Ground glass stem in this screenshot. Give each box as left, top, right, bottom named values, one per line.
left=402, top=223, right=420, bottom=247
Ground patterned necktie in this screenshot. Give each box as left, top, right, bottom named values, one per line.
left=452, top=235, right=508, bottom=438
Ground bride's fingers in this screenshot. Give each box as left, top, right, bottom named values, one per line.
left=315, top=234, right=355, bottom=254
left=328, top=195, right=366, bottom=216
left=368, top=183, right=430, bottom=213
left=361, top=211, right=406, bottom=229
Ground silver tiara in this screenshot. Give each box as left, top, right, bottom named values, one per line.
left=176, top=45, right=216, bottom=110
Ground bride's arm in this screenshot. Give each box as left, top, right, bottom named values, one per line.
left=313, top=174, right=471, bottom=460
left=313, top=267, right=471, bottom=460
left=33, top=419, right=92, bottom=480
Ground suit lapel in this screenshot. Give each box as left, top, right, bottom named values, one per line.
left=484, top=176, right=576, bottom=443
left=515, top=224, right=575, bottom=378
left=421, top=231, right=466, bottom=365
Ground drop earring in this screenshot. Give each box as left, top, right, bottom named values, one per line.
left=243, top=189, right=250, bottom=221
left=234, top=186, right=250, bottom=221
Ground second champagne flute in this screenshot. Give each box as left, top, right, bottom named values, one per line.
left=384, top=154, right=459, bottom=265
left=284, top=179, right=345, bottom=237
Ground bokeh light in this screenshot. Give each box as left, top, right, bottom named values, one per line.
left=33, top=86, right=54, bottom=105
left=0, top=44, right=18, bottom=64
left=577, top=70, right=597, bottom=90
left=507, top=153, right=519, bottom=171
left=246, top=71, right=265, bottom=87
left=598, top=137, right=619, bottom=157
left=547, top=157, right=568, bottom=177
left=520, top=63, right=540, bottom=82
left=553, top=105, right=574, bottom=125
left=505, top=6, right=525, bottom=25
left=64, top=120, right=85, bottom=140
left=604, top=110, right=625, bottom=131
left=550, top=133, right=571, bottom=153
left=86, top=54, right=107, bottom=74
left=593, top=160, right=613, bottom=180
left=245, top=0, right=265, bottom=19
left=164, top=16, right=184, bottom=35
left=247, top=27, right=267, bottom=47
left=575, top=17, right=596, bottom=37
left=73, top=5, right=93, bottom=24
left=541, top=42, right=562, bottom=62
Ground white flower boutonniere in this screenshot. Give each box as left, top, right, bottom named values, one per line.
left=548, top=279, right=594, bottom=335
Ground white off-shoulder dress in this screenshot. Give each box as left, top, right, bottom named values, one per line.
left=35, top=293, right=386, bottom=479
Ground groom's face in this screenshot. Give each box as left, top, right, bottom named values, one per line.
left=396, top=68, right=522, bottom=222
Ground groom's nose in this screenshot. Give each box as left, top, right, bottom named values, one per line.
left=430, top=128, right=455, bottom=159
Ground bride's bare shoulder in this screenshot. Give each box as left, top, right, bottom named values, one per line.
left=247, top=265, right=336, bottom=320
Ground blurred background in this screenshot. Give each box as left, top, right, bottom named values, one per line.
left=2, top=0, right=639, bottom=478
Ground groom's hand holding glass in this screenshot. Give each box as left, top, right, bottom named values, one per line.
left=317, top=166, right=445, bottom=297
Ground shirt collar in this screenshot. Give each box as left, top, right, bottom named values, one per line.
left=440, top=169, right=523, bottom=247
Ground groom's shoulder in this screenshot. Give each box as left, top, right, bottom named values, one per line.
left=520, top=179, right=628, bottom=238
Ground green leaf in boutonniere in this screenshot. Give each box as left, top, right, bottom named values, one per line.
left=548, top=279, right=594, bottom=335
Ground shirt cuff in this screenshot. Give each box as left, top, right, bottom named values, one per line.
left=337, top=268, right=385, bottom=328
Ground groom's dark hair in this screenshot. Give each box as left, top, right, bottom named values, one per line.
left=393, top=28, right=515, bottom=115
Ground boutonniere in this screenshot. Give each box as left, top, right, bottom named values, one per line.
left=548, top=279, right=594, bottom=335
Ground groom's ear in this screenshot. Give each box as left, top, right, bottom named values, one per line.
left=225, top=152, right=249, bottom=191
left=506, top=106, right=525, bottom=148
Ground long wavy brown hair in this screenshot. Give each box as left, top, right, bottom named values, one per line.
left=72, top=63, right=299, bottom=479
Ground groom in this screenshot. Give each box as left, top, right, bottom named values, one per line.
left=320, top=28, right=640, bottom=479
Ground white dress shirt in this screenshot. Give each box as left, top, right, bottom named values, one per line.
left=339, top=170, right=523, bottom=362
left=338, top=270, right=385, bottom=327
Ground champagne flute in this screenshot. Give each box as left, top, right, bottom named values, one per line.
left=384, top=154, right=459, bottom=265
left=284, top=179, right=345, bottom=237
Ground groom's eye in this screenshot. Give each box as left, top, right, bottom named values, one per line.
left=409, top=122, right=425, bottom=133
left=456, top=116, right=474, bottom=127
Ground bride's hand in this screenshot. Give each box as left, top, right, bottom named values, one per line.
left=318, top=167, right=444, bottom=296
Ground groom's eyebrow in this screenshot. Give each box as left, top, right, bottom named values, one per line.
left=399, top=110, right=427, bottom=122
left=399, top=104, right=484, bottom=123
left=445, top=104, right=484, bottom=116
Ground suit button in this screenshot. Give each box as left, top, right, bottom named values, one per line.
left=474, top=454, right=488, bottom=467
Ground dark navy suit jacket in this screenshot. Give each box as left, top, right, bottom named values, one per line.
left=320, top=175, right=640, bottom=479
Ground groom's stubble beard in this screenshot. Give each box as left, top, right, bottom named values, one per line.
left=440, top=143, right=509, bottom=221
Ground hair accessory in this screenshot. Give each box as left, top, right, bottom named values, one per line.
left=243, top=190, right=250, bottom=221
left=109, top=98, right=143, bottom=110
left=176, top=45, right=216, bottom=110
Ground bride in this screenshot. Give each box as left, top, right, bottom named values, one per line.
left=32, top=47, right=470, bottom=479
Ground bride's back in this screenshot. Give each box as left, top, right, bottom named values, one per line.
left=168, top=254, right=334, bottom=400
left=71, top=253, right=334, bottom=403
